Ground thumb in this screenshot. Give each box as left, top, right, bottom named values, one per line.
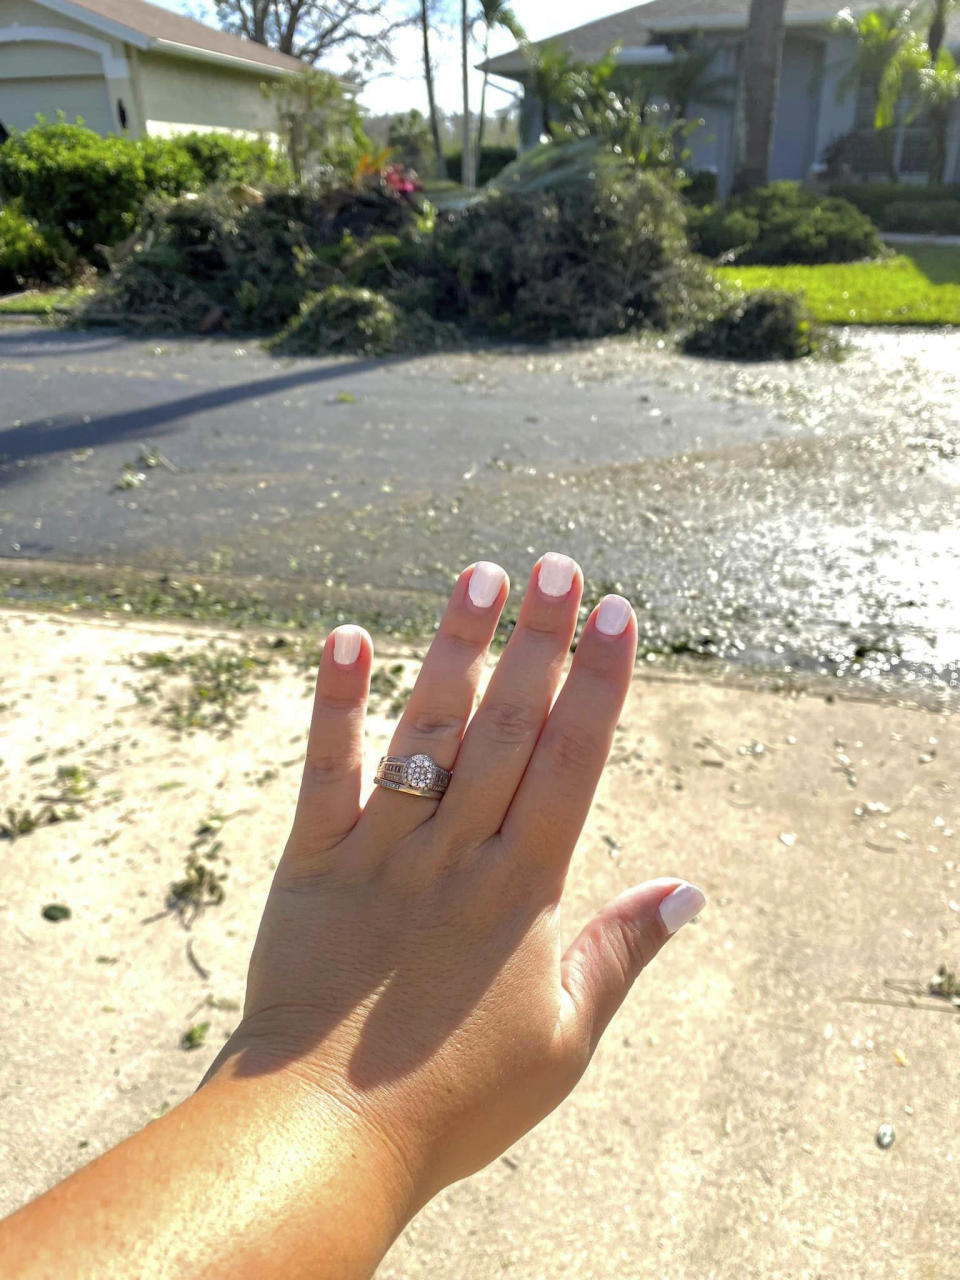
left=560, top=878, right=706, bottom=1057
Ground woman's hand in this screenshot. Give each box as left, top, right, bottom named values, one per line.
left=206, top=554, right=705, bottom=1216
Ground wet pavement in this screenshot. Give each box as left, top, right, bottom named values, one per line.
left=1, top=324, right=959, bottom=698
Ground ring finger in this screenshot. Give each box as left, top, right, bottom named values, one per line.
left=360, top=560, right=509, bottom=841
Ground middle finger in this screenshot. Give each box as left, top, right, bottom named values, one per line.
left=437, top=552, right=583, bottom=842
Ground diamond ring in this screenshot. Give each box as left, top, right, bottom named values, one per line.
left=374, top=753, right=452, bottom=800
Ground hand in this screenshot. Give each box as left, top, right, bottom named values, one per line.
left=206, top=554, right=705, bottom=1216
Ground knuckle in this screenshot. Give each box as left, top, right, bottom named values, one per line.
left=547, top=725, right=601, bottom=776
left=303, top=751, right=352, bottom=787
left=408, top=709, right=463, bottom=740
left=613, top=913, right=655, bottom=977
left=482, top=699, right=540, bottom=745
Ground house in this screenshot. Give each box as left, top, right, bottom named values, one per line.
left=481, top=0, right=960, bottom=194
left=0, top=0, right=306, bottom=142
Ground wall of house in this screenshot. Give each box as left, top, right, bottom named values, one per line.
left=136, top=51, right=280, bottom=139
left=0, top=0, right=135, bottom=134
left=811, top=33, right=858, bottom=173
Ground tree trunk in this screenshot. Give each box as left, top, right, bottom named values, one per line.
left=929, top=104, right=948, bottom=185
left=461, top=0, right=474, bottom=189
left=420, top=0, right=446, bottom=179
left=732, top=0, right=788, bottom=193
left=927, top=0, right=947, bottom=63
left=477, top=33, right=490, bottom=160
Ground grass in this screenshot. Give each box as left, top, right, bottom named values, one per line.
left=714, top=243, right=960, bottom=325
left=0, top=286, right=94, bottom=315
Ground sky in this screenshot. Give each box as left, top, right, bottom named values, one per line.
left=156, top=1, right=636, bottom=116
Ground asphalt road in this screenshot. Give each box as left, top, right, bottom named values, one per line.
left=2, top=324, right=959, bottom=696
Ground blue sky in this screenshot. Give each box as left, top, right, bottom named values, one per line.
left=156, top=0, right=634, bottom=114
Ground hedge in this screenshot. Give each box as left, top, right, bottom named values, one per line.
left=831, top=182, right=960, bottom=232
left=0, top=120, right=287, bottom=258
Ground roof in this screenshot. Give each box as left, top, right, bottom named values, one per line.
left=36, top=0, right=306, bottom=74
left=481, top=0, right=944, bottom=77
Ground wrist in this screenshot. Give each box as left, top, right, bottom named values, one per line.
left=202, top=1018, right=423, bottom=1262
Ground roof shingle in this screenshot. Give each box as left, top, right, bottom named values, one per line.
left=57, top=0, right=305, bottom=73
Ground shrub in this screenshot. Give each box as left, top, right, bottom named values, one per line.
left=830, top=181, right=960, bottom=226
left=444, top=145, right=518, bottom=186
left=682, top=169, right=718, bottom=207
left=0, top=121, right=156, bottom=254
left=880, top=198, right=960, bottom=234
left=435, top=141, right=721, bottom=339
left=266, top=285, right=398, bottom=355
left=0, top=205, right=78, bottom=290
left=0, top=122, right=289, bottom=261
left=690, top=181, right=882, bottom=265
left=683, top=289, right=819, bottom=361
left=172, top=132, right=290, bottom=188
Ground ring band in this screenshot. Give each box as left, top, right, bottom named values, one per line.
left=374, top=753, right=451, bottom=799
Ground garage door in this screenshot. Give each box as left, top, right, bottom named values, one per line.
left=0, top=74, right=114, bottom=135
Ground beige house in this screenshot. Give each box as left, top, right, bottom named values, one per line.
left=0, top=0, right=305, bottom=141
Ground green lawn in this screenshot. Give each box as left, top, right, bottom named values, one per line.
left=0, top=286, right=93, bottom=316
left=713, top=243, right=960, bottom=325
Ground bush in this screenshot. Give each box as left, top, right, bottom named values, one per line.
left=0, top=205, right=78, bottom=290
left=683, top=289, right=819, bottom=361
left=444, top=145, right=518, bottom=186
left=0, top=121, right=287, bottom=261
left=690, top=181, right=882, bottom=265
left=0, top=121, right=158, bottom=255
left=830, top=182, right=960, bottom=226
left=171, top=132, right=290, bottom=188
left=435, top=141, right=722, bottom=339
left=883, top=199, right=960, bottom=234
left=267, top=285, right=398, bottom=355
left=682, top=169, right=718, bottom=207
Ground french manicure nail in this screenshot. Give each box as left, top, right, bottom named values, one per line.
left=595, top=594, right=632, bottom=636
left=538, top=552, right=577, bottom=597
left=332, top=625, right=363, bottom=666
left=468, top=561, right=506, bottom=609
left=659, top=882, right=706, bottom=935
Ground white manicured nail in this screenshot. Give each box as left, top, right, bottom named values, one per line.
left=538, top=552, right=577, bottom=597
left=332, top=625, right=364, bottom=666
left=595, top=594, right=632, bottom=636
left=468, top=561, right=506, bottom=609
left=659, top=882, right=706, bottom=935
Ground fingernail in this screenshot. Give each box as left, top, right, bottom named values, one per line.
left=332, top=625, right=364, bottom=666
left=595, top=594, right=632, bottom=636
left=659, top=882, right=706, bottom=935
left=538, top=552, right=577, bottom=598
left=467, top=561, right=506, bottom=609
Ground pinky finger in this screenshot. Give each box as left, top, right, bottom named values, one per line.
left=288, top=624, right=372, bottom=856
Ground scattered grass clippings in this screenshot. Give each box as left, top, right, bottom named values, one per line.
left=930, top=964, right=960, bottom=1001
left=1, top=803, right=79, bottom=840
left=129, top=646, right=274, bottom=735
left=168, top=856, right=226, bottom=925
left=41, top=904, right=71, bottom=922
left=180, top=1022, right=210, bottom=1051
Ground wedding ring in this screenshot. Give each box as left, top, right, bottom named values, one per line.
left=374, top=753, right=451, bottom=799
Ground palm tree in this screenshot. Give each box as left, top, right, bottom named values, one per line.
left=832, top=6, right=917, bottom=128
left=732, top=0, right=788, bottom=192
left=653, top=37, right=736, bottom=121
left=918, top=47, right=960, bottom=180
left=420, top=0, right=446, bottom=178
left=920, top=0, right=958, bottom=61
left=475, top=0, right=525, bottom=156
left=461, top=0, right=475, bottom=189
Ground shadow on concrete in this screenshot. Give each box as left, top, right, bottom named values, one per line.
left=0, top=352, right=410, bottom=474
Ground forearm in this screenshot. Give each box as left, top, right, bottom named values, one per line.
left=0, top=1063, right=413, bottom=1280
